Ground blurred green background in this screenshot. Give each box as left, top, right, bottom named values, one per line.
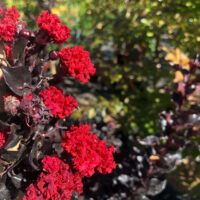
left=3, top=0, right=200, bottom=198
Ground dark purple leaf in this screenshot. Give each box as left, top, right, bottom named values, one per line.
left=0, top=120, right=10, bottom=131
left=1, top=151, right=18, bottom=162
left=146, top=178, right=166, bottom=196
left=2, top=66, right=31, bottom=96
left=10, top=173, right=23, bottom=189
left=0, top=78, right=8, bottom=112
left=4, top=134, right=22, bottom=150
left=12, top=37, right=28, bottom=66
left=28, top=139, right=43, bottom=170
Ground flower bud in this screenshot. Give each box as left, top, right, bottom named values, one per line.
left=19, top=28, right=31, bottom=38
left=49, top=50, right=59, bottom=60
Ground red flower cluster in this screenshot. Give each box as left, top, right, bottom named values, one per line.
left=39, top=86, right=78, bottom=119
left=23, top=155, right=83, bottom=200
left=59, top=46, right=96, bottom=83
left=0, top=6, right=20, bottom=42
left=36, top=10, right=71, bottom=43
left=62, top=124, right=116, bottom=177
left=0, top=131, right=6, bottom=148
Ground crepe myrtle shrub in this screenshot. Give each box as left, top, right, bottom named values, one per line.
left=0, top=6, right=116, bottom=200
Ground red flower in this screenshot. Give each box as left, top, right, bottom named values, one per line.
left=36, top=10, right=71, bottom=43
left=0, top=6, right=20, bottom=42
left=59, top=46, right=96, bottom=83
left=62, top=124, right=116, bottom=177
left=23, top=156, right=83, bottom=200
left=39, top=86, right=78, bottom=119
left=42, top=155, right=63, bottom=173
left=0, top=131, right=6, bottom=148
left=23, top=185, right=37, bottom=200
left=0, top=6, right=20, bottom=20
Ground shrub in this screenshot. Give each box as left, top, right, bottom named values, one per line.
left=0, top=6, right=116, bottom=200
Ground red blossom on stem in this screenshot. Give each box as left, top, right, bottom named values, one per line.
left=23, top=155, right=83, bottom=200
left=59, top=46, right=96, bottom=83
left=62, top=124, right=116, bottom=177
left=0, top=6, right=20, bottom=42
left=36, top=10, right=71, bottom=43
left=39, top=86, right=78, bottom=119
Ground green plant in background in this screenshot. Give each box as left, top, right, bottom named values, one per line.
left=71, top=0, right=200, bottom=135
left=4, top=0, right=200, bottom=136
